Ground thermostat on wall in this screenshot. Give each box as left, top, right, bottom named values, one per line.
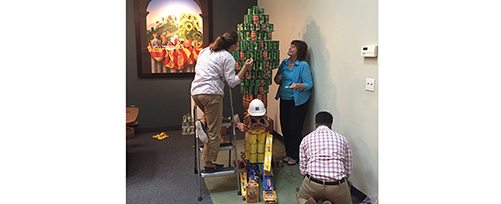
left=361, top=45, right=378, bottom=57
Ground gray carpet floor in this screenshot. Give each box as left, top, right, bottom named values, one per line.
left=126, top=130, right=366, bottom=204
left=126, top=130, right=213, bottom=204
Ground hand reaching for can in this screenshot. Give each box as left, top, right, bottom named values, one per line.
left=243, top=58, right=254, bottom=69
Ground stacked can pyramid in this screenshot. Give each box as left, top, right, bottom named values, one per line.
left=232, top=6, right=280, bottom=107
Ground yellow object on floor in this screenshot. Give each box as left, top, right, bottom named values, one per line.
left=240, top=172, right=248, bottom=200
left=152, top=132, right=169, bottom=140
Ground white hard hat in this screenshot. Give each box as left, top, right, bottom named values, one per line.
left=248, top=99, right=266, bottom=116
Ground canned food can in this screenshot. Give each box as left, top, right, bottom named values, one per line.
left=252, top=6, right=259, bottom=14
left=244, top=15, right=249, bottom=24
left=239, top=40, right=247, bottom=50
left=254, top=51, right=260, bottom=61
left=245, top=31, right=250, bottom=41
left=274, top=59, right=280, bottom=68
left=259, top=8, right=264, bottom=14
left=250, top=23, right=255, bottom=31
left=263, top=15, right=269, bottom=23
left=248, top=8, right=252, bottom=15
left=253, top=14, right=259, bottom=24
left=252, top=31, right=258, bottom=40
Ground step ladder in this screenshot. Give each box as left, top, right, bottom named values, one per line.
left=193, top=85, right=241, bottom=202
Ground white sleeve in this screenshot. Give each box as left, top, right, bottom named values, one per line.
left=222, top=54, right=241, bottom=88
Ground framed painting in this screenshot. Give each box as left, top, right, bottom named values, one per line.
left=134, top=0, right=211, bottom=78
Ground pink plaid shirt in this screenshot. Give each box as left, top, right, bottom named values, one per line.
left=299, top=125, right=352, bottom=182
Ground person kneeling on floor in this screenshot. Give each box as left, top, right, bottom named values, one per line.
left=297, top=111, right=353, bottom=204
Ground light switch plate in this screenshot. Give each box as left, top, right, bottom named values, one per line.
left=366, top=78, right=375, bottom=92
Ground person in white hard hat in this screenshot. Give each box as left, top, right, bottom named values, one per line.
left=244, top=99, right=269, bottom=131
left=234, top=99, right=270, bottom=132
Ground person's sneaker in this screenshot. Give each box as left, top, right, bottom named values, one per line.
left=196, top=120, right=208, bottom=143
left=287, top=158, right=297, bottom=165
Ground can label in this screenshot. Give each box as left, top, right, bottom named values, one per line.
left=251, top=31, right=257, bottom=40
left=253, top=15, right=259, bottom=24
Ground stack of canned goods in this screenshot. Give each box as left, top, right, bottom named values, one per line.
left=232, top=5, right=281, bottom=103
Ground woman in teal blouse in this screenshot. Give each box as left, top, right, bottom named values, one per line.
left=274, top=40, right=313, bottom=165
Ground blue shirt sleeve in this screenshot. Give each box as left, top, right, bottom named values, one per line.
left=300, top=62, right=313, bottom=91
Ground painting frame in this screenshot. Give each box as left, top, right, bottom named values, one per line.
left=134, top=0, right=212, bottom=78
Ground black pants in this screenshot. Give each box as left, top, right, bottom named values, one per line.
left=280, top=99, right=309, bottom=161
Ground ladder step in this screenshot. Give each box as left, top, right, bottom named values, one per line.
left=201, top=167, right=236, bottom=178
left=199, top=143, right=234, bottom=151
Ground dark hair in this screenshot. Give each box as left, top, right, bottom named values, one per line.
left=315, top=111, right=333, bottom=126
left=210, top=30, right=238, bottom=52
left=291, top=40, right=308, bottom=61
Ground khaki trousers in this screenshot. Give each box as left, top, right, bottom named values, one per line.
left=297, top=176, right=352, bottom=204
left=192, top=94, right=223, bottom=163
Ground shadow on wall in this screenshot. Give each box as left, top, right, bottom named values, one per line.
left=301, top=18, right=337, bottom=135
left=341, top=128, right=378, bottom=198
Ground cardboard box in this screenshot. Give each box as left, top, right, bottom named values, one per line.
left=246, top=180, right=259, bottom=203
left=263, top=190, right=277, bottom=204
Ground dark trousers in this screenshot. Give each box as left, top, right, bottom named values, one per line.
left=280, top=99, right=309, bottom=160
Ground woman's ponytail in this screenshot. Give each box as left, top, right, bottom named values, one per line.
left=210, top=30, right=238, bottom=52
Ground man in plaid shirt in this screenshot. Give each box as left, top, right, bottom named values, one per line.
left=297, top=111, right=352, bottom=204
